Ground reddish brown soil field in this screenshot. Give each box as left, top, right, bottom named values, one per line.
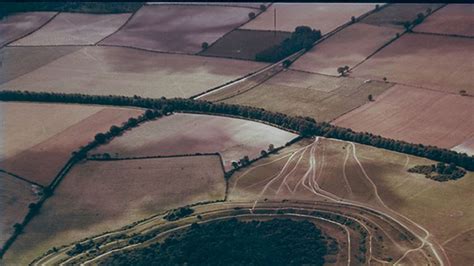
left=452, top=137, right=474, bottom=156
left=100, top=5, right=253, bottom=53
left=240, top=3, right=377, bottom=34
left=0, top=107, right=142, bottom=186
left=0, top=172, right=41, bottom=247
left=0, top=12, right=57, bottom=47
left=352, top=33, right=474, bottom=94
left=0, top=46, right=81, bottom=84
left=0, top=46, right=265, bottom=98
left=361, top=3, right=444, bottom=29
left=146, top=2, right=267, bottom=9
left=291, top=23, right=399, bottom=76
left=414, top=4, right=474, bottom=37
left=95, top=113, right=298, bottom=170
left=11, top=13, right=131, bottom=46
left=4, top=155, right=225, bottom=265
left=199, top=29, right=291, bottom=60
left=333, top=85, right=474, bottom=149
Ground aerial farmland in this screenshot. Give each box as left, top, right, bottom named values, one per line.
left=0, top=2, right=473, bottom=265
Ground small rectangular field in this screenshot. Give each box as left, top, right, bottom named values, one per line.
left=0, top=46, right=265, bottom=98
left=11, top=13, right=131, bottom=46
left=414, top=4, right=474, bottom=37
left=0, top=104, right=142, bottom=186
left=361, top=3, right=444, bottom=29
left=0, top=172, right=41, bottom=248
left=218, top=69, right=393, bottom=122
left=291, top=23, right=400, bottom=76
left=0, top=46, right=81, bottom=84
left=94, top=113, right=298, bottom=170
left=3, top=155, right=225, bottom=265
left=100, top=5, right=254, bottom=54
left=333, top=85, right=474, bottom=149
left=240, top=3, right=377, bottom=34
left=0, top=12, right=57, bottom=47
left=199, top=29, right=291, bottom=61
left=352, top=33, right=474, bottom=94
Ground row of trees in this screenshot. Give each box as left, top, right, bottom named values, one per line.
left=1, top=90, right=472, bottom=171
left=255, top=26, right=322, bottom=62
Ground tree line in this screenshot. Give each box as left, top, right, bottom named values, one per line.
left=1, top=90, right=472, bottom=171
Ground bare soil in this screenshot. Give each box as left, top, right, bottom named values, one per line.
left=0, top=12, right=56, bottom=47
left=414, top=4, right=474, bottom=37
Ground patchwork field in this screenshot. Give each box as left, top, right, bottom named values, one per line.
left=0, top=172, right=41, bottom=248
left=199, top=29, right=291, bottom=61
left=240, top=3, right=377, bottom=34
left=94, top=113, right=298, bottom=170
left=3, top=155, right=226, bottom=265
left=291, top=23, right=399, bottom=76
left=333, top=85, right=474, bottom=149
left=146, top=2, right=267, bottom=9
left=229, top=137, right=474, bottom=265
left=218, top=69, right=393, bottom=122
left=100, top=5, right=254, bottom=54
left=0, top=105, right=142, bottom=185
left=0, top=46, right=265, bottom=98
left=0, top=46, right=81, bottom=84
left=11, top=13, right=131, bottom=46
left=414, top=4, right=474, bottom=37
left=361, top=3, right=444, bottom=29
left=352, top=33, right=474, bottom=94
left=0, top=12, right=56, bottom=47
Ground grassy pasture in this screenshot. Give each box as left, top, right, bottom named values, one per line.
left=0, top=12, right=56, bottom=47
left=219, top=69, right=393, bottom=122
left=333, top=85, right=474, bottom=149
left=11, top=13, right=131, bottom=46
left=199, top=29, right=291, bottom=61
left=2, top=155, right=225, bottom=265
left=414, top=4, right=474, bottom=37
left=0, top=46, right=265, bottom=98
left=352, top=33, right=474, bottom=94
left=94, top=113, right=297, bottom=170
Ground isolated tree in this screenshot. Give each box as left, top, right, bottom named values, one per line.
left=231, top=161, right=239, bottom=169
left=375, top=4, right=380, bottom=10
left=459, top=89, right=467, bottom=95
left=94, top=133, right=107, bottom=144
left=403, top=21, right=412, bottom=31
left=260, top=150, right=268, bottom=157
left=268, top=144, right=275, bottom=152
left=248, top=12, right=256, bottom=19
left=383, top=77, right=388, bottom=82
left=426, top=8, right=432, bottom=14
left=337, top=66, right=350, bottom=76
left=351, top=16, right=356, bottom=23
left=259, top=4, right=267, bottom=11
left=201, top=42, right=209, bottom=49
left=368, top=94, right=374, bottom=101
left=109, top=125, right=121, bottom=136
left=282, top=59, right=292, bottom=68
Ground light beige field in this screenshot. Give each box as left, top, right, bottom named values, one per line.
left=219, top=69, right=393, bottom=122
left=0, top=12, right=56, bottom=47
left=229, top=137, right=474, bottom=265
left=333, top=85, right=474, bottom=149
left=11, top=13, right=131, bottom=46
left=0, top=46, right=82, bottom=84
left=0, top=172, right=41, bottom=247
left=291, top=23, right=400, bottom=76
left=352, top=33, right=474, bottom=94
left=240, top=3, right=377, bottom=34
left=0, top=106, right=142, bottom=185
left=452, top=137, right=474, bottom=156
left=95, top=113, right=298, bottom=170
left=0, top=102, right=104, bottom=161
left=0, top=46, right=265, bottom=98
left=414, top=4, right=474, bottom=37
left=3, top=155, right=225, bottom=265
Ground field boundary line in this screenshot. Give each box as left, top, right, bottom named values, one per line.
left=0, top=169, right=44, bottom=188
left=87, top=152, right=221, bottom=161
left=144, top=2, right=262, bottom=10
left=3, top=12, right=60, bottom=48
left=410, top=30, right=474, bottom=39
left=95, top=5, right=143, bottom=45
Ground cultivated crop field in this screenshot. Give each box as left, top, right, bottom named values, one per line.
left=414, top=4, right=474, bottom=37
left=11, top=13, right=131, bottom=46
left=100, top=5, right=254, bottom=54
left=352, top=33, right=474, bottom=94
left=146, top=2, right=267, bottom=9
left=240, top=3, right=377, bottom=34
left=0, top=12, right=56, bottom=47
left=333, top=85, right=474, bottom=149
left=0, top=172, right=41, bottom=248
left=291, top=23, right=400, bottom=76
left=94, top=113, right=298, bottom=170
left=2, top=155, right=226, bottom=265
left=199, top=29, right=291, bottom=61
left=219, top=69, right=393, bottom=122
left=0, top=103, right=142, bottom=185
left=0, top=46, right=265, bottom=98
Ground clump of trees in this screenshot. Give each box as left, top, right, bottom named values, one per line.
left=337, top=65, right=350, bottom=76
left=255, top=26, right=321, bottom=62
left=201, top=42, right=209, bottom=49
left=248, top=12, right=256, bottom=19
left=164, top=207, right=194, bottom=221
left=1, top=90, right=472, bottom=172
left=408, top=162, right=466, bottom=181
